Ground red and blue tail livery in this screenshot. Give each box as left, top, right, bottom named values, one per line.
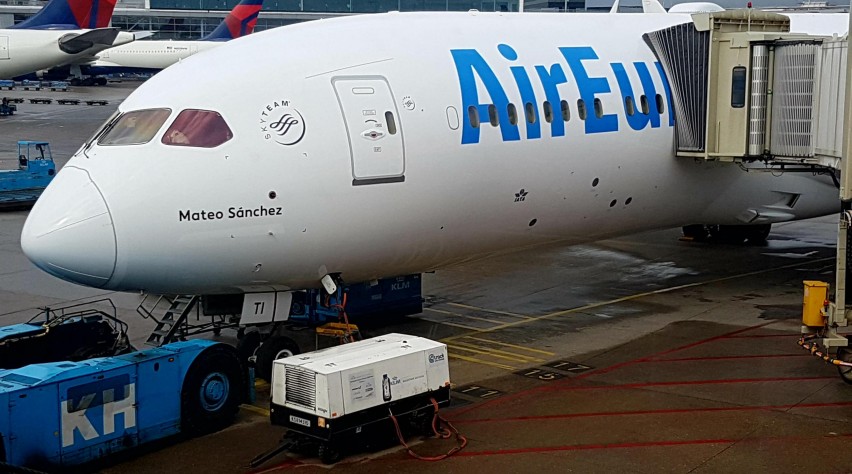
left=10, top=0, right=117, bottom=30
left=201, top=0, right=264, bottom=41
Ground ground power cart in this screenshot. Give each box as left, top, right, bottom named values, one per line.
left=270, top=334, right=451, bottom=463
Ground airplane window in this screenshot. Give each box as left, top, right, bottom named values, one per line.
left=468, top=105, right=480, bottom=128
left=655, top=94, right=665, bottom=114
left=625, top=96, right=635, bottom=116
left=731, top=66, right=747, bottom=108
left=507, top=104, right=518, bottom=125
left=543, top=101, right=553, bottom=123
left=594, top=98, right=604, bottom=119
left=640, top=95, right=650, bottom=115
left=488, top=104, right=499, bottom=126
left=385, top=111, right=398, bottom=135
left=577, top=99, right=587, bottom=121
left=525, top=102, right=536, bottom=124
left=98, top=108, right=172, bottom=146
left=162, top=109, right=233, bottom=148
left=561, top=100, right=570, bottom=122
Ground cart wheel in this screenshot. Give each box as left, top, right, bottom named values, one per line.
left=837, top=346, right=852, bottom=385
left=318, top=443, right=342, bottom=464
left=181, top=344, right=243, bottom=435
left=256, top=336, right=300, bottom=381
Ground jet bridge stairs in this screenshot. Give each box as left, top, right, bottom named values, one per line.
left=645, top=9, right=848, bottom=172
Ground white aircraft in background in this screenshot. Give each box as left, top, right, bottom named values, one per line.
left=82, top=0, right=264, bottom=76
left=20, top=11, right=846, bottom=298
left=0, top=0, right=138, bottom=79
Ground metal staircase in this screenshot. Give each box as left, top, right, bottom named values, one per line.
left=139, top=294, right=199, bottom=346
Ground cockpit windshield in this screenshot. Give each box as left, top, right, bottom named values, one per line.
left=97, top=108, right=172, bottom=146
left=162, top=109, right=233, bottom=148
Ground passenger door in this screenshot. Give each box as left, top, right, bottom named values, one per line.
left=332, top=76, right=405, bottom=185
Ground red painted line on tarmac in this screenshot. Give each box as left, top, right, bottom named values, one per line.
left=247, top=459, right=302, bottom=473
left=453, top=433, right=852, bottom=459
left=724, top=333, right=799, bottom=339
left=647, top=353, right=810, bottom=362
left=448, top=321, right=778, bottom=418
left=538, top=375, right=836, bottom=392
left=579, top=321, right=778, bottom=378
left=454, top=401, right=852, bottom=425
left=456, top=438, right=736, bottom=457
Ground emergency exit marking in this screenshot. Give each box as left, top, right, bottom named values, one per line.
left=514, top=368, right=565, bottom=381
left=453, top=384, right=503, bottom=399
left=543, top=360, right=594, bottom=373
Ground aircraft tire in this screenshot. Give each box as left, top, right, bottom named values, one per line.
left=255, top=336, right=300, bottom=382
left=837, top=346, right=852, bottom=385
left=744, top=224, right=771, bottom=245
left=709, top=225, right=747, bottom=244
left=181, top=344, right=243, bottom=435
left=236, top=327, right=262, bottom=366
left=681, top=224, right=710, bottom=242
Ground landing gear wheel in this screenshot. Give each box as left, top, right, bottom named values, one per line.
left=236, top=327, right=262, bottom=366
left=744, top=224, right=771, bottom=245
left=681, top=224, right=710, bottom=242
left=709, top=225, right=748, bottom=244
left=255, top=336, right=300, bottom=382
left=318, top=443, right=342, bottom=464
left=181, top=344, right=243, bottom=435
left=837, top=346, right=852, bottom=385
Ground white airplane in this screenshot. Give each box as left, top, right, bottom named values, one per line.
left=19, top=11, right=846, bottom=298
left=82, top=0, right=264, bottom=76
left=0, top=0, right=137, bottom=79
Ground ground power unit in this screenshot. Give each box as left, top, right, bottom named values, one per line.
left=270, top=334, right=451, bottom=463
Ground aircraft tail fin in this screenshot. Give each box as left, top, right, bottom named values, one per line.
left=200, top=0, right=264, bottom=41
left=642, top=0, right=668, bottom=13
left=10, top=0, right=118, bottom=30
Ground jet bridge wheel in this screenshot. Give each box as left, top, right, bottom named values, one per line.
left=837, top=346, right=852, bottom=385
left=181, top=344, right=243, bottom=435
left=255, top=336, right=301, bottom=382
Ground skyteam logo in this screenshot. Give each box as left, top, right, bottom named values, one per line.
left=260, top=100, right=306, bottom=146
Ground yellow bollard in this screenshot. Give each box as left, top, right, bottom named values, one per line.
left=802, top=281, right=829, bottom=327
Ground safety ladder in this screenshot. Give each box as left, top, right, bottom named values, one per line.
left=139, top=295, right=199, bottom=346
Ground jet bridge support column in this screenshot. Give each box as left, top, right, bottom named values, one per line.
left=820, top=9, right=852, bottom=349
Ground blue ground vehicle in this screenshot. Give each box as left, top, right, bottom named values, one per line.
left=0, top=340, right=244, bottom=471
left=0, top=141, right=56, bottom=208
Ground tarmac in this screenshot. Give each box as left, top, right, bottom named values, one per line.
left=1, top=82, right=850, bottom=473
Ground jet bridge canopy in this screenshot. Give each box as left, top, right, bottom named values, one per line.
left=644, top=10, right=845, bottom=169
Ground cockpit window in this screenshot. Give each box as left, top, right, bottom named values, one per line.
left=162, top=109, right=233, bottom=148
left=97, top=108, right=172, bottom=146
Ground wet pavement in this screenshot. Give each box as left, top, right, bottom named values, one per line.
left=1, top=83, right=850, bottom=473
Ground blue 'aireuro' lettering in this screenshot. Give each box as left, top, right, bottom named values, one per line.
left=451, top=49, right=520, bottom=144
left=559, top=46, right=618, bottom=134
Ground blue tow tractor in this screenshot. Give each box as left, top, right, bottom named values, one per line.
left=0, top=141, right=56, bottom=209
left=0, top=340, right=245, bottom=472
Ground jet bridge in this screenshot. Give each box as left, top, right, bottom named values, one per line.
left=644, top=10, right=846, bottom=169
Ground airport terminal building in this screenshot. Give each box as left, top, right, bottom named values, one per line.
left=0, top=0, right=588, bottom=39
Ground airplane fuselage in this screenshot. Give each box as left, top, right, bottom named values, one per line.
left=21, top=12, right=841, bottom=294
left=0, top=28, right=135, bottom=79
left=89, top=40, right=222, bottom=72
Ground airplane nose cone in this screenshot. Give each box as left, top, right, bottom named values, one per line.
left=21, top=167, right=117, bottom=288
